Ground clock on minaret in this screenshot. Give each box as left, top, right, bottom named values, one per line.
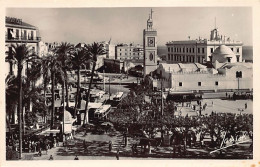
left=148, top=37, right=155, bottom=47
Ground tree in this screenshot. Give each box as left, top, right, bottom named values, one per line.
left=83, top=42, right=106, bottom=125
left=41, top=53, right=62, bottom=129
left=71, top=43, right=90, bottom=117
left=9, top=43, right=38, bottom=159
left=5, top=74, right=18, bottom=124
left=55, top=42, right=74, bottom=108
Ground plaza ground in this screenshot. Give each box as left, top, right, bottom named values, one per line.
left=20, top=76, right=253, bottom=160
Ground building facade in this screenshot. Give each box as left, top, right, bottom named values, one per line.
left=115, top=43, right=143, bottom=60
left=155, top=62, right=252, bottom=92
left=166, top=28, right=243, bottom=64
left=143, top=9, right=158, bottom=76
left=5, top=16, right=41, bottom=76
left=152, top=45, right=252, bottom=92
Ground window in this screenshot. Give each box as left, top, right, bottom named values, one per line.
left=171, top=54, right=174, bottom=61
left=198, top=48, right=200, bottom=53
left=198, top=56, right=200, bottom=63
left=198, top=82, right=201, bottom=86
left=120, top=49, right=121, bottom=51
left=31, top=31, right=34, bottom=40
left=231, top=48, right=233, bottom=51
left=193, top=48, right=195, bottom=53
left=183, top=48, right=185, bottom=53
left=179, top=82, right=182, bottom=87
left=189, top=48, right=191, bottom=53
left=202, top=48, right=205, bottom=53
left=187, top=48, right=188, bottom=53
left=172, top=47, right=174, bottom=52
left=120, top=53, right=121, bottom=55
left=16, top=29, right=19, bottom=39
left=215, top=81, right=218, bottom=86
left=193, top=57, right=195, bottom=62
left=227, top=57, right=231, bottom=63
left=7, top=28, right=14, bottom=39
left=168, top=54, right=170, bottom=60
left=168, top=47, right=170, bottom=52
left=125, top=53, right=127, bottom=55
left=237, top=56, right=239, bottom=62
left=237, top=48, right=239, bottom=53
left=23, top=30, right=27, bottom=39
left=174, top=55, right=176, bottom=61
left=211, top=48, right=213, bottom=53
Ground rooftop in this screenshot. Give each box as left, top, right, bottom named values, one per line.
left=6, top=16, right=37, bottom=29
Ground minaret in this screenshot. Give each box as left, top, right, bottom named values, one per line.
left=143, top=9, right=158, bottom=77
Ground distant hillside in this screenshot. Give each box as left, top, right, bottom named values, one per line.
left=157, top=46, right=167, bottom=56
left=158, top=45, right=253, bottom=62
left=242, top=46, right=253, bottom=62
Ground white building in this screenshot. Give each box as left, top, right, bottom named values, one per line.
left=115, top=43, right=143, bottom=60
left=153, top=45, right=252, bottom=92
left=166, top=27, right=243, bottom=64
left=5, top=16, right=41, bottom=77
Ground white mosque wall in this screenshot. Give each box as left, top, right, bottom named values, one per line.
left=156, top=65, right=252, bottom=92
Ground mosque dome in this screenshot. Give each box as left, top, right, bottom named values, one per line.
left=212, top=45, right=237, bottom=63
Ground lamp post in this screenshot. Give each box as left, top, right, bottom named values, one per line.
left=236, top=71, right=242, bottom=92
left=161, top=78, right=164, bottom=116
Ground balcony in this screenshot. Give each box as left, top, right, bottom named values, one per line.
left=5, top=35, right=41, bottom=43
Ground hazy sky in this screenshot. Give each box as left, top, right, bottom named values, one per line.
left=6, top=7, right=252, bottom=46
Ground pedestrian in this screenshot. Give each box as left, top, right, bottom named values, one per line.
left=116, top=150, right=119, bottom=160
left=74, top=155, right=79, bottom=160
left=49, top=155, right=53, bottom=160
left=226, top=92, right=228, bottom=98
left=109, top=141, right=112, bottom=152
left=38, top=148, right=42, bottom=157
left=245, top=103, right=247, bottom=109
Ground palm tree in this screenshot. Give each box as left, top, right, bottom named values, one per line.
left=9, top=43, right=38, bottom=159
left=71, top=43, right=90, bottom=117
left=5, top=74, right=18, bottom=126
left=55, top=42, right=73, bottom=108
left=41, top=53, right=62, bottom=129
left=83, top=42, right=106, bottom=125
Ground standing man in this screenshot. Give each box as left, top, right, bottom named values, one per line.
left=116, top=149, right=119, bottom=160
left=109, top=141, right=112, bottom=152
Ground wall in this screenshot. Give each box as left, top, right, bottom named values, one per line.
left=156, top=63, right=252, bottom=92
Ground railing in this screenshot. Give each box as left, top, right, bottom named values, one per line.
left=5, top=35, right=41, bottom=42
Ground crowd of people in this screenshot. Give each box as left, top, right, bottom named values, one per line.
left=6, top=133, right=61, bottom=159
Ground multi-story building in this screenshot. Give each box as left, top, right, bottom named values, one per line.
left=115, top=43, right=143, bottom=60
left=101, top=41, right=115, bottom=59
left=166, top=27, right=243, bottom=64
left=5, top=16, right=41, bottom=76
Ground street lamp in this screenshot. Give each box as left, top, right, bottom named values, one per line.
left=236, top=71, right=242, bottom=92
